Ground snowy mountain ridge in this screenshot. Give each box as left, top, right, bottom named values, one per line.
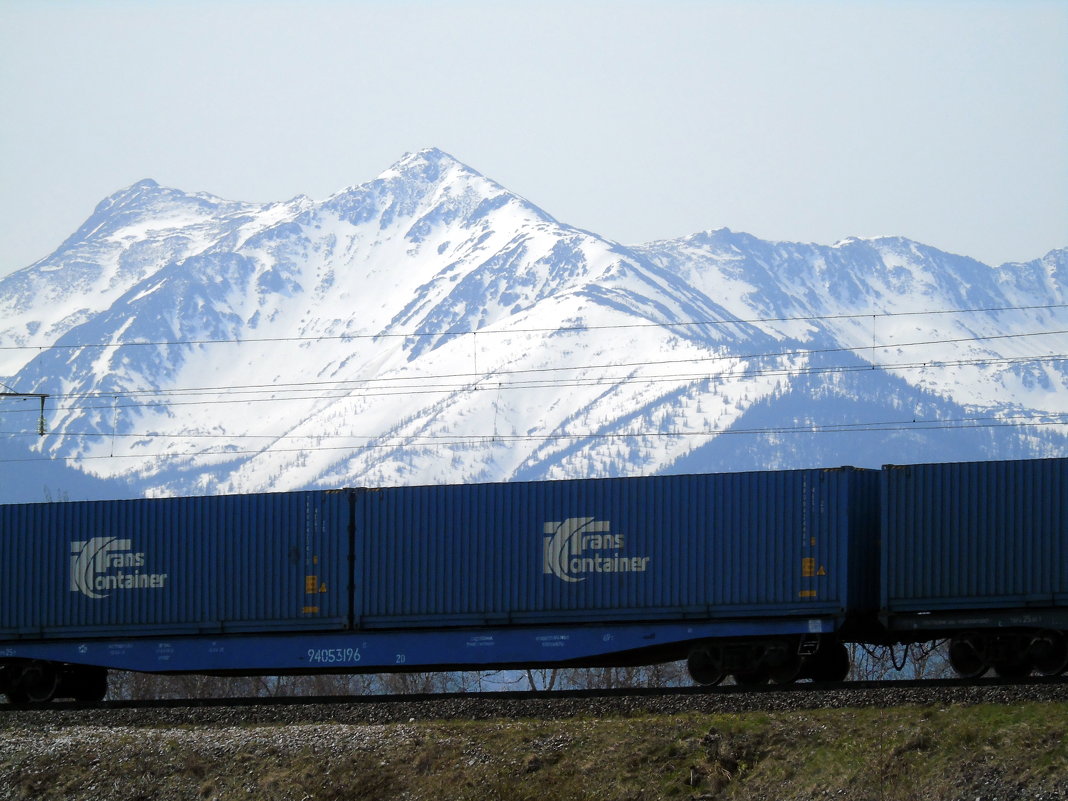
left=1, top=148, right=1065, bottom=503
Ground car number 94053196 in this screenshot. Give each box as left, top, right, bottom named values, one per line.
left=306, top=647, right=361, bottom=664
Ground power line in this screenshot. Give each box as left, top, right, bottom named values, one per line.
left=6, top=332, right=1067, bottom=413
left=30, top=347, right=1068, bottom=402
left=3, top=302, right=1066, bottom=353
left=2, top=415, right=1066, bottom=464
left=4, top=352, right=1063, bottom=418
left=5, top=412, right=1067, bottom=442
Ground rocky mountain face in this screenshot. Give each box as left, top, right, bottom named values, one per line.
left=1, top=148, right=1065, bottom=502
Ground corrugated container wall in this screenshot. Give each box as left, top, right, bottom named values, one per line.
left=881, top=458, right=1068, bottom=613
left=0, top=491, right=350, bottom=638
left=355, top=468, right=880, bottom=628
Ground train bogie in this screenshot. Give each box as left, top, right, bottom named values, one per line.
left=946, top=629, right=1068, bottom=679
left=685, top=634, right=851, bottom=686
left=0, top=661, right=107, bottom=704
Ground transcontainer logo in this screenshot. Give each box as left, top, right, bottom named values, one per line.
left=70, top=537, right=169, bottom=599
left=542, top=517, right=650, bottom=583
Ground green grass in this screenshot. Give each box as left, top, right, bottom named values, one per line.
left=6, top=703, right=1068, bottom=800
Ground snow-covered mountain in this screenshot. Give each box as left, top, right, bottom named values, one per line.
left=2, top=148, right=1066, bottom=503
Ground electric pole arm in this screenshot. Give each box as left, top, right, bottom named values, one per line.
left=0, top=391, right=48, bottom=435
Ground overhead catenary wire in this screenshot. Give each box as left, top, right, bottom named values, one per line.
left=2, top=415, right=1067, bottom=464
left=4, top=412, right=1067, bottom=442
left=1, top=351, right=1065, bottom=417
left=4, top=354, right=1063, bottom=420
left=2, top=302, right=1065, bottom=456
left=24, top=342, right=1068, bottom=402
left=4, top=330, right=1066, bottom=413
left=2, top=301, right=1066, bottom=353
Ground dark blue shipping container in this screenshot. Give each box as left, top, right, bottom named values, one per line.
left=881, top=457, right=1068, bottom=613
left=0, top=490, right=350, bottom=638
left=0, top=467, right=880, bottom=647
left=355, top=468, right=880, bottom=628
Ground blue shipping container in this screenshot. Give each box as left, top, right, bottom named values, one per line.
left=355, top=468, right=880, bottom=628
left=0, top=490, right=350, bottom=638
left=881, top=457, right=1068, bottom=613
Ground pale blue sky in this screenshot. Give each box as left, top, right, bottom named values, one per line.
left=1, top=0, right=1065, bottom=276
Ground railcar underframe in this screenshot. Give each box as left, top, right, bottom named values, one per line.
left=0, top=615, right=846, bottom=704
left=883, top=607, right=1068, bottom=680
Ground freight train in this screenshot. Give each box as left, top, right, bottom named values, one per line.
left=0, top=457, right=1065, bottom=704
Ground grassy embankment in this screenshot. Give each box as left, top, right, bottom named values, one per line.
left=8, top=702, right=1068, bottom=800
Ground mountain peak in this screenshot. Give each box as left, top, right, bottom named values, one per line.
left=96, top=178, right=165, bottom=212
left=399, top=146, right=467, bottom=168
left=376, top=147, right=482, bottom=186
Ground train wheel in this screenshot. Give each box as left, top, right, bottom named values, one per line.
left=731, top=670, right=768, bottom=688
left=768, top=653, right=803, bottom=685
left=1031, top=632, right=1068, bottom=677
left=687, top=648, right=726, bottom=686
left=948, top=636, right=988, bottom=679
left=18, top=662, right=60, bottom=704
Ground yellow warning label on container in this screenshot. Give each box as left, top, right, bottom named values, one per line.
left=799, top=590, right=818, bottom=598
left=302, top=606, right=320, bottom=614
left=802, top=557, right=816, bottom=577
left=305, top=575, right=318, bottom=594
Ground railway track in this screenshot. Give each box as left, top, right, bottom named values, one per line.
left=3, top=676, right=1067, bottom=727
